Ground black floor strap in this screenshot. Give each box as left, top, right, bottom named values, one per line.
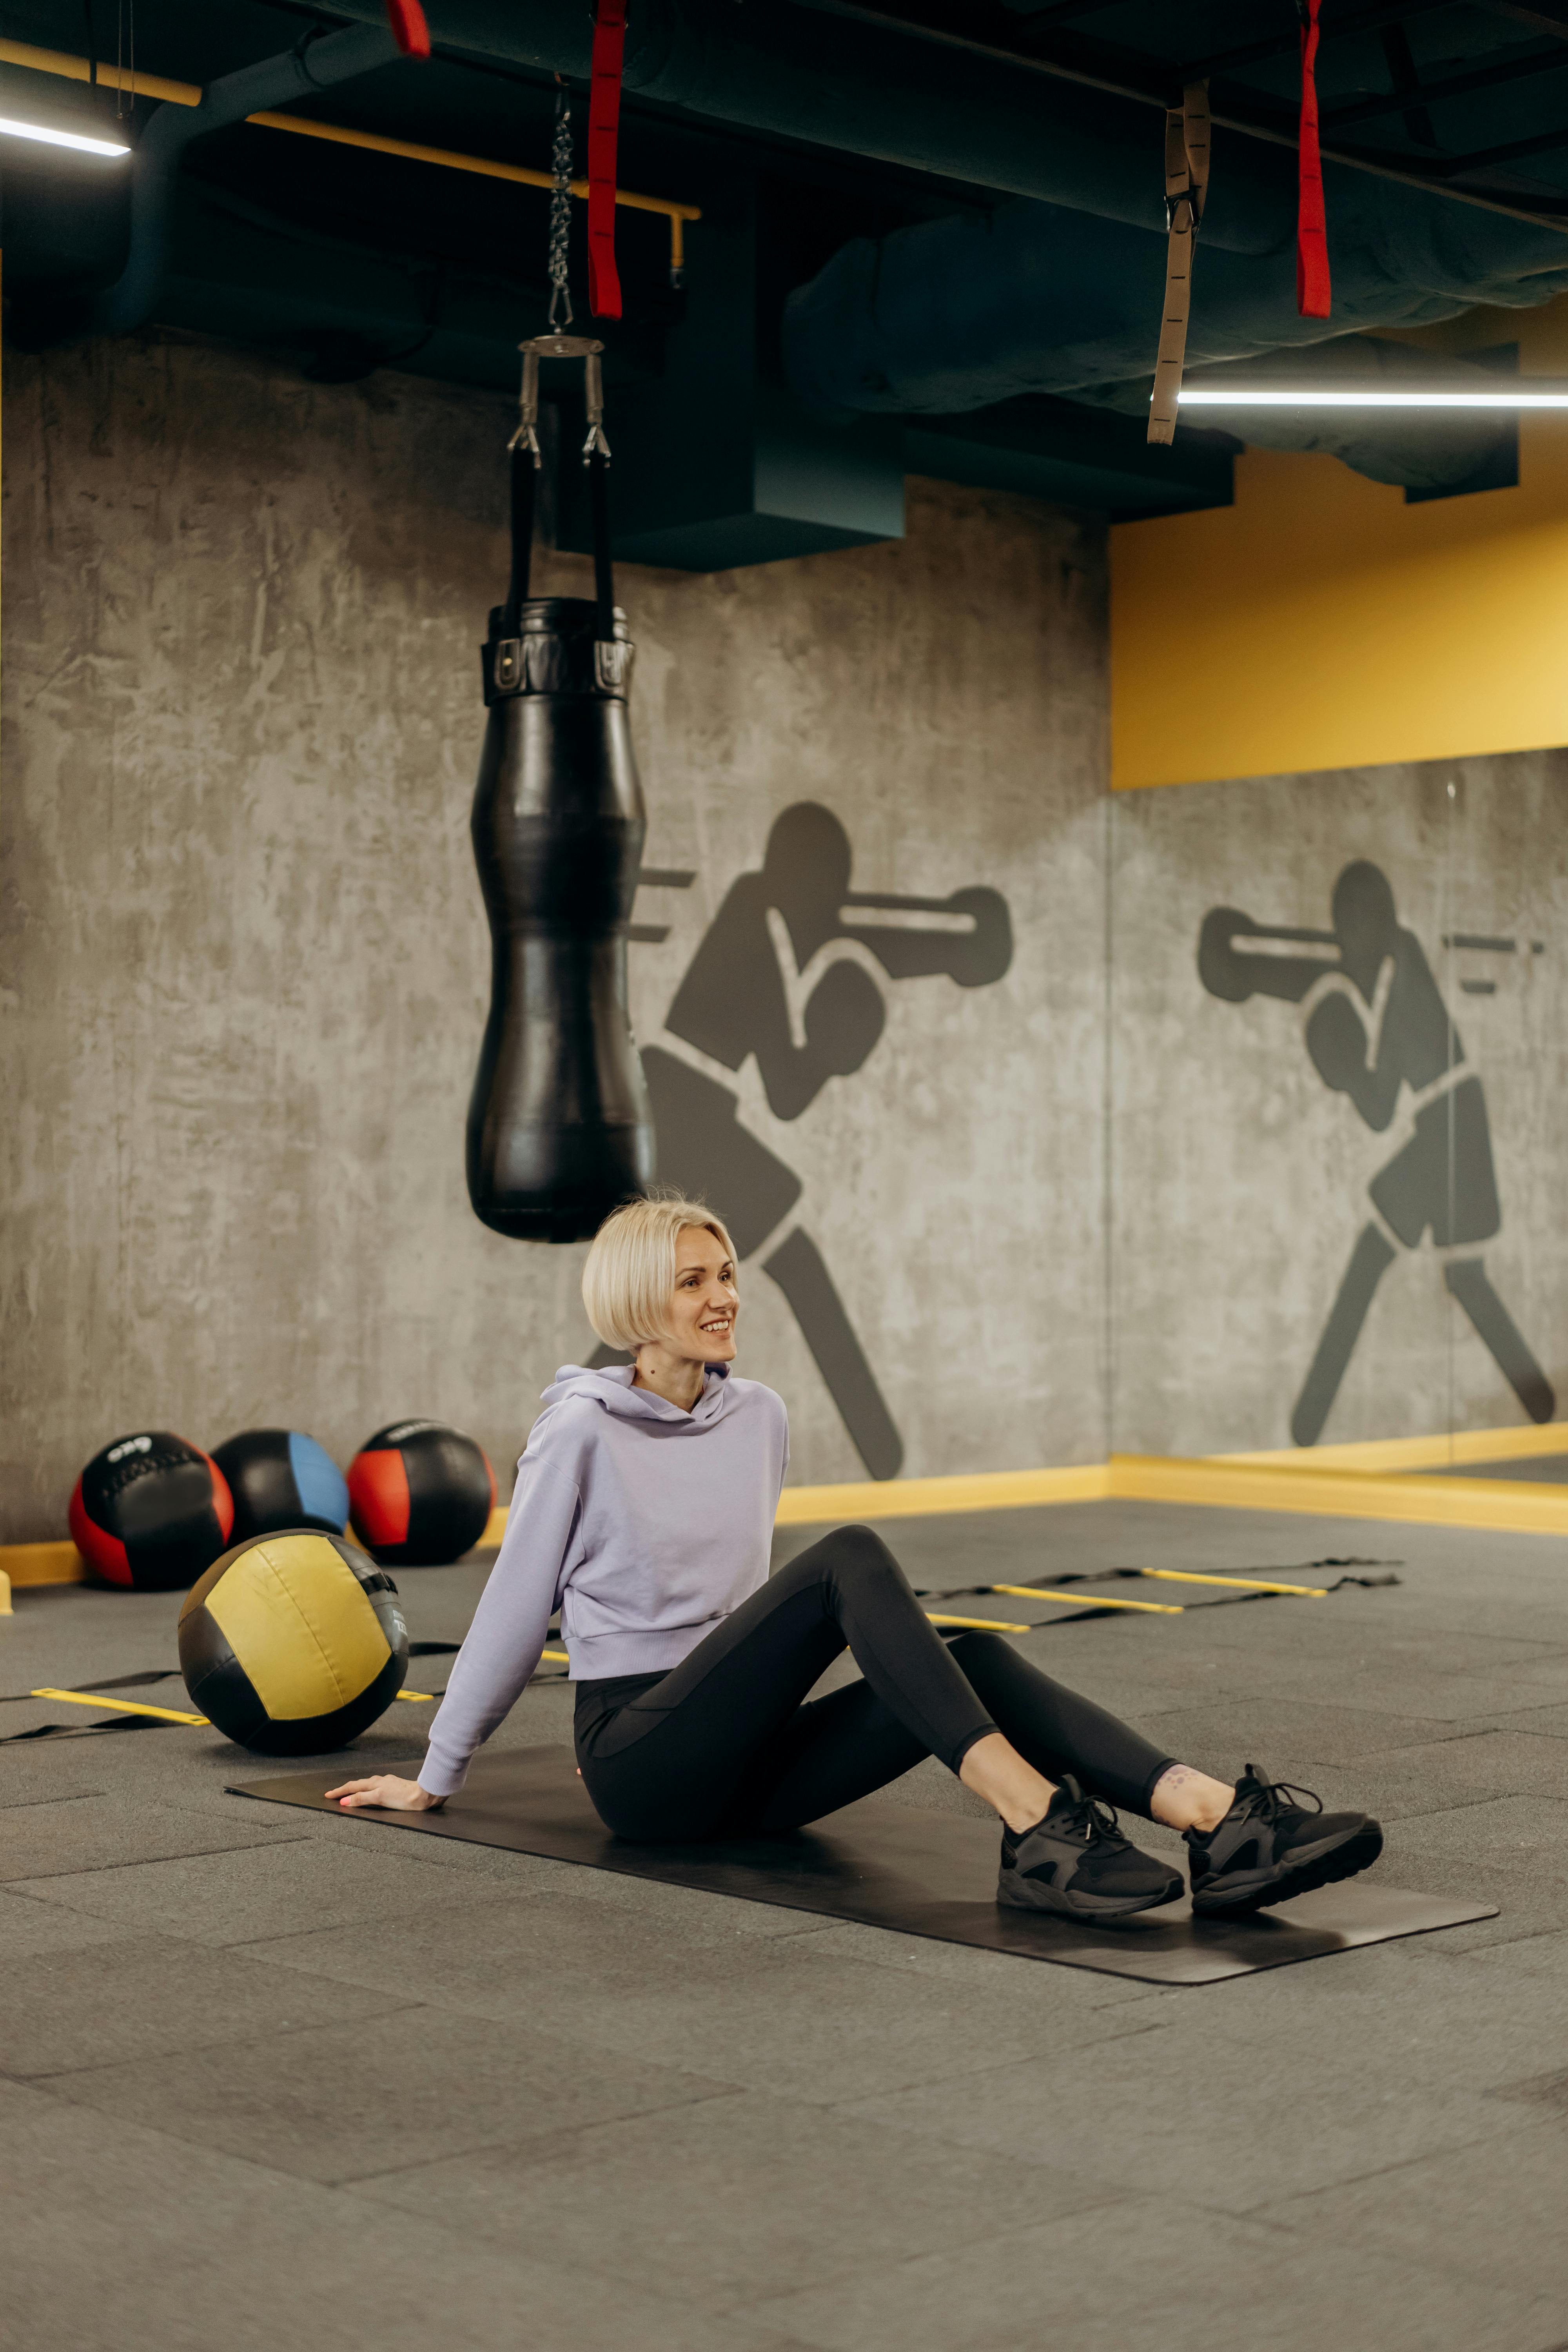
left=1, top=1712, right=169, bottom=1743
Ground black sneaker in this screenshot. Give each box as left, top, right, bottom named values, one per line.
left=998, top=1776, right=1184, bottom=1921
left=1186, top=1764, right=1383, bottom=1917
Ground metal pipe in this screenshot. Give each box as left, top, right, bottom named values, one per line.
left=76, top=22, right=404, bottom=338
left=242, top=110, right=700, bottom=272
left=0, top=36, right=199, bottom=105
left=0, top=39, right=699, bottom=276
left=295, top=0, right=1568, bottom=247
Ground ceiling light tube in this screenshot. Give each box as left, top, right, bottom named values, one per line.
left=1177, top=386, right=1568, bottom=409
left=0, top=114, right=129, bottom=156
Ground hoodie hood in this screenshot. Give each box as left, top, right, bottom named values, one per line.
left=541, top=1363, right=733, bottom=1427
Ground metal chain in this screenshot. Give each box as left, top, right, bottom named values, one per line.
left=547, top=87, right=574, bottom=329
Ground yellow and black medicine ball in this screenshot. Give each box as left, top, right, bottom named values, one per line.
left=179, top=1530, right=409, bottom=1754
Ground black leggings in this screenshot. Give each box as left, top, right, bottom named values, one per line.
left=573, top=1524, right=1176, bottom=1842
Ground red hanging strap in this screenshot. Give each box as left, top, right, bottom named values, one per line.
left=1297, top=0, right=1331, bottom=318
left=586, top=0, right=628, bottom=319
left=383, top=0, right=431, bottom=59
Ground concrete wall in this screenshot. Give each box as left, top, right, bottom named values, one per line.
left=1110, top=753, right=1568, bottom=1454
left=0, top=332, right=1110, bottom=1541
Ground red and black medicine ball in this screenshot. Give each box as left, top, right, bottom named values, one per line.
left=69, top=1432, right=234, bottom=1591
left=347, top=1419, right=495, bottom=1567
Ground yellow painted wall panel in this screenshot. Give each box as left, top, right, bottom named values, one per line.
left=1111, top=301, right=1568, bottom=788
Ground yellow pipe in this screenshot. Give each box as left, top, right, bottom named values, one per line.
left=0, top=41, right=699, bottom=270
left=246, top=110, right=700, bottom=225
left=0, top=38, right=200, bottom=106
left=987, top=1586, right=1184, bottom=1616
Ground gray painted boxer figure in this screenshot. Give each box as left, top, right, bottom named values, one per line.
left=1200, top=860, right=1553, bottom=1446
left=630, top=804, right=1013, bottom=1480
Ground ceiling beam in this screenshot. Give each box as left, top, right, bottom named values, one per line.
left=1323, top=38, right=1568, bottom=128
left=1181, top=0, right=1456, bottom=84
left=793, top=0, right=1568, bottom=232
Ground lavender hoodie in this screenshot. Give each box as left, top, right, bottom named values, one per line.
left=418, top=1363, right=789, bottom=1797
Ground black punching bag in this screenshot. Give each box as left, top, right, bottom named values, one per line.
left=466, top=445, right=655, bottom=1241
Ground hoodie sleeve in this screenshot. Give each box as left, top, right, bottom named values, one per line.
left=417, top=1454, right=580, bottom=1798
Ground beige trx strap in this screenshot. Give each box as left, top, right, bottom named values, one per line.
left=1148, top=81, right=1210, bottom=445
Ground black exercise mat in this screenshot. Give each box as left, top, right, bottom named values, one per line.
left=231, top=1744, right=1495, bottom=1986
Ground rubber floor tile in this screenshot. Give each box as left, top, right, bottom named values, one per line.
left=1483, top=1699, right=1568, bottom=1736
left=1126, top=1940, right=1568, bottom=2100
left=771, top=1913, right=1166, bottom=2005
left=0, top=1932, right=414, bottom=2078
left=1432, top=1923, right=1568, bottom=1985
left=1110, top=1695, right=1460, bottom=1766
left=0, top=2077, right=806, bottom=2352
left=1341, top=1844, right=1568, bottom=1951
left=739, top=2193, right=1556, bottom=2352
left=1279, top=1733, right=1568, bottom=1820
left=45, top=2002, right=736, bottom=2185
left=0, top=1886, right=142, bottom=1959
left=243, top=1884, right=837, bottom=2008
left=0, top=1791, right=305, bottom=1881
left=354, top=2088, right=1122, bottom=2312
left=1385, top=1792, right=1568, bottom=1878
left=9, top=1824, right=515, bottom=1944
left=240, top=1883, right=1157, bottom=2100
left=1254, top=2115, right=1568, bottom=2301
left=843, top=2018, right=1519, bottom=2204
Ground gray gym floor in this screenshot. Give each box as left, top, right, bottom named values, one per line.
left=5, top=1498, right=1567, bottom=2352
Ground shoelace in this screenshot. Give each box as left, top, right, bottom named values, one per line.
left=1238, top=1764, right=1323, bottom=1823
left=1055, top=1785, right=1129, bottom=1851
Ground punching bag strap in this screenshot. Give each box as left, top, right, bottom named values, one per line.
left=1148, top=80, right=1210, bottom=446
left=581, top=341, right=621, bottom=674
left=493, top=331, right=625, bottom=699
left=590, top=448, right=615, bottom=651
left=502, top=441, right=536, bottom=637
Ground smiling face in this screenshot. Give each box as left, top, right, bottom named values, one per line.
left=664, top=1225, right=740, bottom=1366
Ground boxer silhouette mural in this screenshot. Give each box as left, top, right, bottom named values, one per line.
left=624, top=804, right=1013, bottom=1478
left=1200, top=860, right=1554, bottom=1447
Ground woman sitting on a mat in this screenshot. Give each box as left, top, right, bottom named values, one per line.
left=328, top=1197, right=1382, bottom=1920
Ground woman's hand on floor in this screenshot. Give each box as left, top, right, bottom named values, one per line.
left=325, top=1774, right=443, bottom=1812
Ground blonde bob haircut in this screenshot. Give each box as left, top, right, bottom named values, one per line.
left=582, top=1194, right=738, bottom=1354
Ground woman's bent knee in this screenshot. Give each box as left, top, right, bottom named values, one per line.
left=945, top=1630, right=1012, bottom=1675
left=823, top=1522, right=903, bottom=1583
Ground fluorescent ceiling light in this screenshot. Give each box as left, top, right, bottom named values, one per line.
left=1178, top=386, right=1568, bottom=410
left=0, top=114, right=129, bottom=156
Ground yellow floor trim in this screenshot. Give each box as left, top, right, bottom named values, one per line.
left=775, top=1464, right=1111, bottom=1526
left=3, top=1541, right=89, bottom=1588
left=1214, top=1423, right=1568, bottom=1473
left=1109, top=1454, right=1568, bottom=1535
